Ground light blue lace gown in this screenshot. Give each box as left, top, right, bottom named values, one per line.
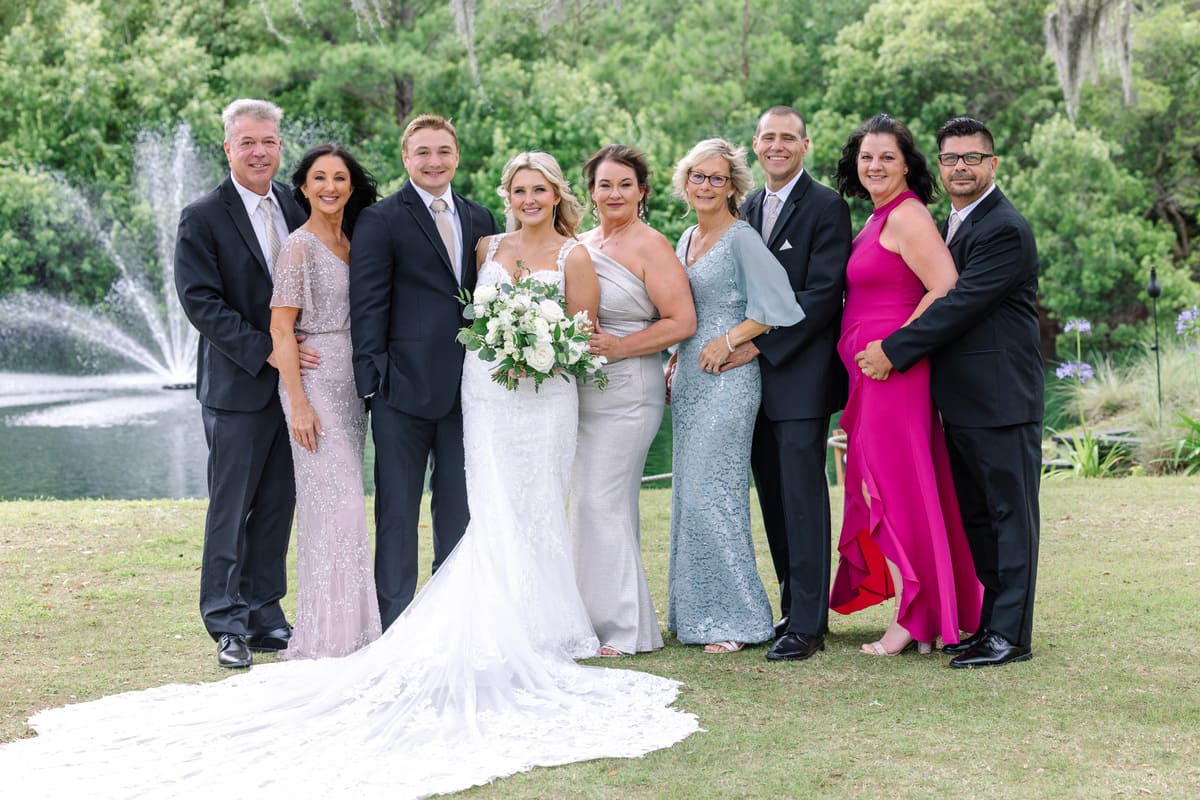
left=668, top=221, right=805, bottom=645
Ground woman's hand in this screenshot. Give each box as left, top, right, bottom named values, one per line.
left=587, top=323, right=623, bottom=363
left=698, top=337, right=731, bottom=375
left=291, top=399, right=323, bottom=453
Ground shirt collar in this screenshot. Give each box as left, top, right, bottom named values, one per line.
left=411, top=183, right=456, bottom=215
left=231, top=176, right=276, bottom=217
left=765, top=168, right=804, bottom=207
left=952, top=182, right=997, bottom=222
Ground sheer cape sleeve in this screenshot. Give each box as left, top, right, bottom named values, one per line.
left=270, top=231, right=315, bottom=319
left=730, top=223, right=806, bottom=327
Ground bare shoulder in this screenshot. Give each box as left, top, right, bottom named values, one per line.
left=631, top=225, right=682, bottom=272
left=565, top=239, right=594, bottom=269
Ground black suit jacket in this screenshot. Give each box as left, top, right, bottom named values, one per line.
left=350, top=181, right=498, bottom=419
left=741, top=171, right=851, bottom=420
left=174, top=177, right=306, bottom=412
left=882, top=188, right=1043, bottom=427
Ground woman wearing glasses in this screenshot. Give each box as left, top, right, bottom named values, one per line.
left=665, top=139, right=805, bottom=654
left=828, top=114, right=981, bottom=656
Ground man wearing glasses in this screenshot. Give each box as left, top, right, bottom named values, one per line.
left=855, top=116, right=1043, bottom=669
left=727, top=106, right=852, bottom=662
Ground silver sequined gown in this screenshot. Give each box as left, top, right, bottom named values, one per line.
left=668, top=221, right=805, bottom=645
left=272, top=229, right=381, bottom=658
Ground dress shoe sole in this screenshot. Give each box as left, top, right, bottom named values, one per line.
left=247, top=640, right=288, bottom=653
left=218, top=657, right=252, bottom=669
left=949, top=651, right=1033, bottom=669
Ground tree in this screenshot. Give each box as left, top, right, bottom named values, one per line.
left=1007, top=115, right=1192, bottom=348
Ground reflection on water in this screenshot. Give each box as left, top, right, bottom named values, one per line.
left=0, top=372, right=676, bottom=500
left=0, top=372, right=208, bottom=500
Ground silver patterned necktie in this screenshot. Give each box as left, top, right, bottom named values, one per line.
left=944, top=210, right=962, bottom=245
left=761, top=192, right=781, bottom=244
left=430, top=198, right=459, bottom=282
left=258, top=195, right=281, bottom=273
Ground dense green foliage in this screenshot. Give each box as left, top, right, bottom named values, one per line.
left=2, top=0, right=1198, bottom=354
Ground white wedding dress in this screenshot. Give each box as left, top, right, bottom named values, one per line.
left=0, top=237, right=698, bottom=799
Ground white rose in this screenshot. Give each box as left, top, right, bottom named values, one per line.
left=523, top=340, right=556, bottom=373
left=473, top=284, right=498, bottom=304
left=565, top=339, right=586, bottom=365
left=537, top=299, right=565, bottom=322
left=510, top=293, right=531, bottom=312
left=496, top=309, right=513, bottom=327
left=532, top=316, right=551, bottom=337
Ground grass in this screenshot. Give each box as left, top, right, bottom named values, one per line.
left=2, top=480, right=1199, bottom=798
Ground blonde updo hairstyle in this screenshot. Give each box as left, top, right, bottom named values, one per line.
left=671, top=138, right=754, bottom=217
left=497, top=151, right=583, bottom=237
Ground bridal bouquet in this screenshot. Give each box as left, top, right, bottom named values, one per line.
left=457, top=276, right=608, bottom=391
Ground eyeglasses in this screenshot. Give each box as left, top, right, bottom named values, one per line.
left=687, top=170, right=731, bottom=188
left=937, top=152, right=994, bottom=166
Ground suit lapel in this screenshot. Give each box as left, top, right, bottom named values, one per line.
left=402, top=182, right=456, bottom=279
left=220, top=178, right=270, bottom=279
left=744, top=191, right=765, bottom=235
left=453, top=193, right=476, bottom=287
left=948, top=188, right=1003, bottom=251
left=768, top=172, right=811, bottom=249
left=274, top=181, right=306, bottom=231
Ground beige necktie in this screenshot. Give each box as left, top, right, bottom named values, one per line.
left=944, top=210, right=962, bottom=245
left=430, top=198, right=458, bottom=281
left=762, top=193, right=781, bottom=244
left=258, top=195, right=281, bottom=274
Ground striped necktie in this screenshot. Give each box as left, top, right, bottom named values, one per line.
left=259, top=195, right=281, bottom=273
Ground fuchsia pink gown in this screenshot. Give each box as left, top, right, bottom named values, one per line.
left=829, top=190, right=981, bottom=645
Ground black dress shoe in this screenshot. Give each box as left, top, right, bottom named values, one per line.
left=217, top=634, right=252, bottom=669
left=765, top=632, right=825, bottom=661
left=773, top=617, right=790, bottom=639
left=949, top=631, right=1032, bottom=669
left=247, top=625, right=292, bottom=652
left=942, top=629, right=988, bottom=655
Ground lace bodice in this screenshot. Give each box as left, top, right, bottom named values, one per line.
left=478, top=232, right=579, bottom=290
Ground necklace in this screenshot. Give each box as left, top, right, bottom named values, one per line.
left=596, top=216, right=637, bottom=251
left=687, top=220, right=732, bottom=265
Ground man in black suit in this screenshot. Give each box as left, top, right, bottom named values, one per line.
left=175, top=99, right=309, bottom=668
left=350, top=114, right=498, bottom=630
left=857, top=116, right=1042, bottom=668
left=728, top=106, right=851, bottom=661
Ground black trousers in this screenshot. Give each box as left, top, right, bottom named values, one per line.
left=751, top=412, right=833, bottom=637
left=200, top=402, right=295, bottom=639
left=370, top=400, right=469, bottom=630
left=943, top=421, right=1041, bottom=647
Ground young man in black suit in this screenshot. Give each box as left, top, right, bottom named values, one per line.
left=175, top=99, right=310, bottom=668
left=856, top=116, right=1043, bottom=668
left=728, top=106, right=852, bottom=661
left=349, top=115, right=499, bottom=630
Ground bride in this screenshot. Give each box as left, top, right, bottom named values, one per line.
left=0, top=152, right=698, bottom=798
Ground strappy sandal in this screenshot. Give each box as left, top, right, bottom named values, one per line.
left=861, top=639, right=934, bottom=656
left=703, top=641, right=745, bottom=654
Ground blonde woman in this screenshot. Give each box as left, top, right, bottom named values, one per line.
left=665, top=139, right=806, bottom=654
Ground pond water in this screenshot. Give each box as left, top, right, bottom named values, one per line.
left=0, top=372, right=675, bottom=500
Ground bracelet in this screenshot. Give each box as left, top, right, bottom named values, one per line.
left=724, top=331, right=735, bottom=354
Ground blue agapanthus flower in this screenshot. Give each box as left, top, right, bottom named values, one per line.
left=1176, top=306, right=1199, bottom=337
left=1055, top=361, right=1095, bottom=383
left=1064, top=319, right=1092, bottom=334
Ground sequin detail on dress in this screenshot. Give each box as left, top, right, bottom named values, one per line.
left=271, top=229, right=381, bottom=659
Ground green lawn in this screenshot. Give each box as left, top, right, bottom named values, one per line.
left=2, top=478, right=1198, bottom=798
